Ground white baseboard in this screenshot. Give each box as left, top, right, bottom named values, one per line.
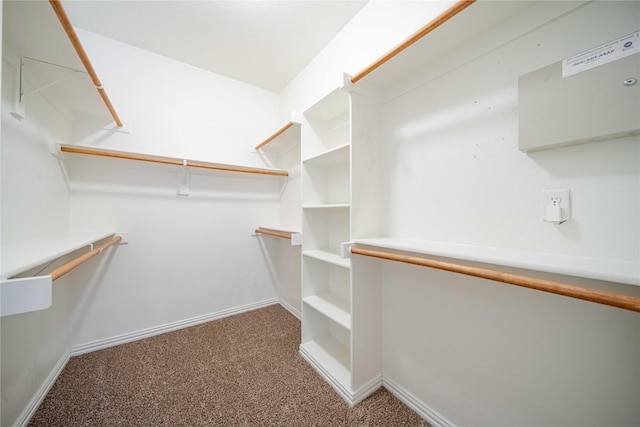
left=15, top=349, right=71, bottom=427
left=352, top=375, right=384, bottom=406
left=71, top=298, right=279, bottom=356
left=299, top=345, right=382, bottom=407
left=383, top=376, right=455, bottom=427
left=278, top=298, right=301, bottom=320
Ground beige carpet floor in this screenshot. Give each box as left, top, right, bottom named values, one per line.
left=29, top=304, right=430, bottom=426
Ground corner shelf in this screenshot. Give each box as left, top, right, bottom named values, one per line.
left=4, top=1, right=123, bottom=126
left=255, top=120, right=301, bottom=154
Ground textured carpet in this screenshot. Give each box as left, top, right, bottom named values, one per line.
left=29, top=304, right=430, bottom=426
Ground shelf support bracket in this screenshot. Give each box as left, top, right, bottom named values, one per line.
left=340, top=242, right=352, bottom=259
left=178, top=159, right=190, bottom=196
left=20, top=56, right=87, bottom=102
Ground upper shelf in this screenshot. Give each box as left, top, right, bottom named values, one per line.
left=3, top=0, right=122, bottom=126
left=1, top=231, right=115, bottom=280
left=59, top=144, right=289, bottom=177
left=350, top=0, right=544, bottom=97
left=302, top=142, right=350, bottom=165
left=352, top=238, right=640, bottom=287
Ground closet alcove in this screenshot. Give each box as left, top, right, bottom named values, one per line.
left=2, top=0, right=639, bottom=426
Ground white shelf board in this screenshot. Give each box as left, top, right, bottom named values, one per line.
left=257, top=122, right=301, bottom=155
left=303, top=203, right=350, bottom=210
left=302, top=143, right=350, bottom=165
left=304, top=89, right=349, bottom=122
left=303, top=250, right=351, bottom=268
left=1, top=231, right=115, bottom=279
left=356, top=1, right=540, bottom=96
left=300, top=335, right=350, bottom=388
left=352, top=238, right=640, bottom=286
left=304, top=293, right=351, bottom=330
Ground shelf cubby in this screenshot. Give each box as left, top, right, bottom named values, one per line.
left=302, top=143, right=350, bottom=206
left=300, top=305, right=351, bottom=389
left=302, top=90, right=350, bottom=159
left=302, top=207, right=350, bottom=255
left=302, top=255, right=351, bottom=329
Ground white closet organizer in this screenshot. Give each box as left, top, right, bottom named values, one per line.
left=299, top=86, right=383, bottom=405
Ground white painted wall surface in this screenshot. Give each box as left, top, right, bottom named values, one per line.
left=67, top=156, right=281, bottom=347
left=381, top=1, right=639, bottom=262
left=376, top=2, right=640, bottom=425
left=1, top=44, right=73, bottom=426
left=382, top=262, right=640, bottom=426
left=63, top=31, right=283, bottom=348
left=279, top=1, right=456, bottom=122
left=72, top=28, right=280, bottom=168
left=275, top=143, right=302, bottom=316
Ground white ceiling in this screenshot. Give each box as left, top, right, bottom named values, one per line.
left=62, top=0, right=368, bottom=93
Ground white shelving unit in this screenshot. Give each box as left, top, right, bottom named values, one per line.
left=299, top=86, right=383, bottom=405
left=300, top=88, right=353, bottom=399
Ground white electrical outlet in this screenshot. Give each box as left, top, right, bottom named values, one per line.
left=542, top=189, right=570, bottom=223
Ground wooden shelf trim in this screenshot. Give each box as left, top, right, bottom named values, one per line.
left=49, top=0, right=123, bottom=127
left=350, top=0, right=477, bottom=84
left=59, top=144, right=289, bottom=177
left=255, top=121, right=295, bottom=151
left=51, top=235, right=122, bottom=281
left=351, top=246, right=640, bottom=313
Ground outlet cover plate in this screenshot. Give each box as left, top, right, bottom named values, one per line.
left=542, top=189, right=570, bottom=221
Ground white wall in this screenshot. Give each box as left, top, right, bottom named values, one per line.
left=1, top=44, right=73, bottom=426
left=382, top=262, right=640, bottom=426
left=1, top=22, right=283, bottom=426
left=73, top=28, right=280, bottom=167
left=381, top=1, right=639, bottom=261
left=377, top=1, right=640, bottom=425
left=279, top=0, right=456, bottom=121
left=65, top=30, right=283, bottom=348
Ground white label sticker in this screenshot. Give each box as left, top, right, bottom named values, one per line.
left=562, top=31, right=639, bottom=77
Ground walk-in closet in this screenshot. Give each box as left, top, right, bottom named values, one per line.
left=2, top=1, right=639, bottom=426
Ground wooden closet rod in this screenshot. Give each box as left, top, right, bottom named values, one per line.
left=350, top=247, right=640, bottom=313
left=51, top=235, right=122, bottom=281
left=49, top=0, right=123, bottom=127
left=255, top=122, right=295, bottom=151
left=350, top=0, right=477, bottom=84
left=59, top=144, right=289, bottom=177
left=255, top=227, right=294, bottom=240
